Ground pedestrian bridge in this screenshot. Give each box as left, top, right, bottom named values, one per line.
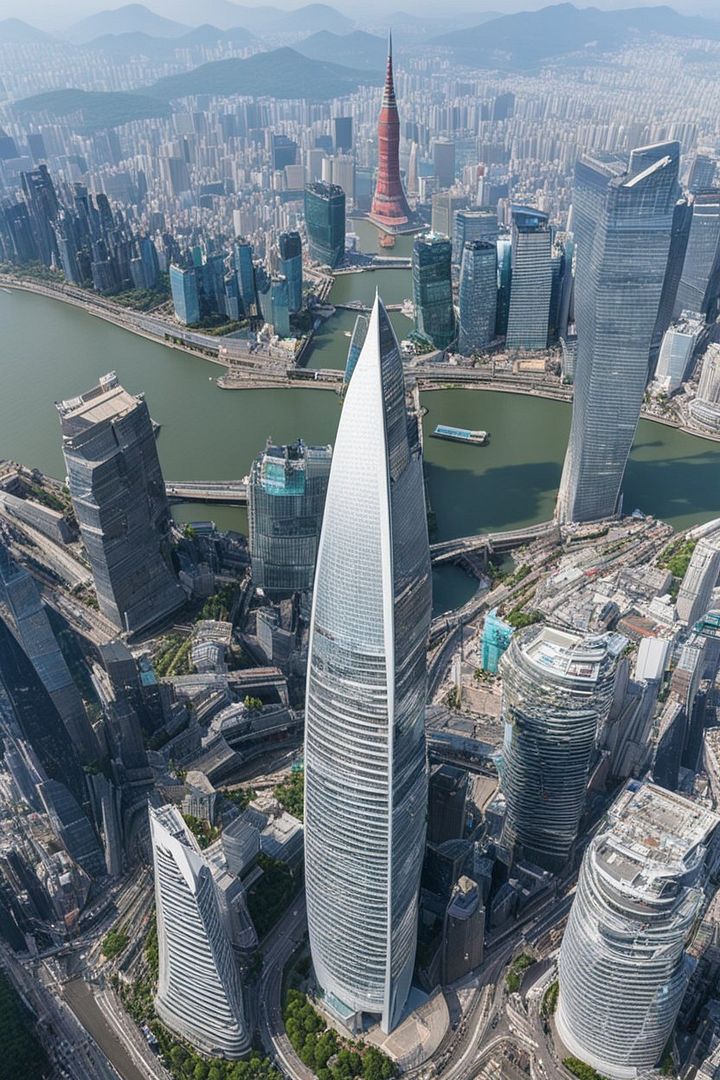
left=165, top=481, right=248, bottom=505
left=430, top=520, right=559, bottom=563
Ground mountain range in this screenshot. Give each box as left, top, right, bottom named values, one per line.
left=433, top=2, right=720, bottom=70
left=293, top=30, right=387, bottom=71
left=65, top=4, right=191, bottom=43
left=0, top=17, right=53, bottom=43
left=83, top=23, right=256, bottom=58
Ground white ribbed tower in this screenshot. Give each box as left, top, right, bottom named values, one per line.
left=304, top=294, right=431, bottom=1034
left=150, top=804, right=250, bottom=1059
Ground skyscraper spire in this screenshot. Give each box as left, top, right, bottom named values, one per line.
left=369, top=29, right=413, bottom=232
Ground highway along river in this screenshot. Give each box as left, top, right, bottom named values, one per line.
left=2, top=278, right=720, bottom=615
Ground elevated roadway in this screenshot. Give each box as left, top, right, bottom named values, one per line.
left=165, top=480, right=248, bottom=505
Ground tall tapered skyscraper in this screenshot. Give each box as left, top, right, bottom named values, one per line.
left=369, top=34, right=413, bottom=232
left=557, top=143, right=681, bottom=523
left=304, top=294, right=431, bottom=1034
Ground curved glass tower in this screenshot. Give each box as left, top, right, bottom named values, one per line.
left=304, top=294, right=431, bottom=1034
left=557, top=783, right=718, bottom=1079
left=499, top=626, right=622, bottom=871
left=150, top=804, right=250, bottom=1060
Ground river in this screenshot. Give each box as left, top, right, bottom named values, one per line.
left=1, top=280, right=720, bottom=615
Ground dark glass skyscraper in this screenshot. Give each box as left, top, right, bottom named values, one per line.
left=505, top=207, right=552, bottom=350
left=412, top=233, right=456, bottom=349
left=248, top=439, right=332, bottom=597
left=458, top=240, right=497, bottom=354
left=674, top=192, right=720, bottom=321
left=169, top=264, right=200, bottom=325
left=278, top=231, right=303, bottom=313
left=304, top=182, right=345, bottom=268
left=557, top=143, right=681, bottom=523
left=58, top=373, right=185, bottom=635
left=305, top=295, right=431, bottom=1035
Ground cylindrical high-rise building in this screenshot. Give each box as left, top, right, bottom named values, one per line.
left=304, top=294, right=431, bottom=1034
left=499, top=625, right=622, bottom=871
left=557, top=783, right=718, bottom=1079
left=369, top=35, right=413, bottom=232
left=458, top=239, right=497, bottom=355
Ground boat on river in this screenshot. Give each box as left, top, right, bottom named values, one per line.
left=431, top=424, right=488, bottom=445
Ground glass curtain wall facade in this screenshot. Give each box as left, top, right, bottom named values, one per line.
left=278, top=231, right=303, bottom=313
left=170, top=264, right=200, bottom=325
left=499, top=625, right=622, bottom=871
left=557, top=783, right=718, bottom=1079
left=674, top=192, right=720, bottom=320
left=58, top=373, right=185, bottom=635
left=412, top=233, right=456, bottom=349
left=505, top=210, right=552, bottom=350
left=304, top=295, right=431, bottom=1034
left=458, top=240, right=497, bottom=354
left=150, top=804, right=250, bottom=1059
left=304, top=182, right=346, bottom=268
left=248, top=439, right=332, bottom=597
left=557, top=143, right=681, bottom=523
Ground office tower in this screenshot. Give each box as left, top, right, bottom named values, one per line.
left=271, top=133, right=297, bottom=172
left=344, top=313, right=368, bottom=386
left=269, top=275, right=290, bottom=337
left=674, top=193, right=720, bottom=320
left=333, top=116, right=353, bottom=153
left=170, top=264, right=200, bottom=325
left=0, top=546, right=99, bottom=764
left=480, top=609, right=513, bottom=674
left=496, top=237, right=512, bottom=336
left=160, top=156, right=190, bottom=196
left=505, top=206, right=552, bottom=351
left=452, top=209, right=498, bottom=265
left=499, top=626, right=622, bottom=872
left=278, top=231, right=302, bottom=314
left=248, top=438, right=332, bottom=597
left=150, top=804, right=250, bottom=1059
left=327, top=154, right=355, bottom=204
left=38, top=779, right=105, bottom=879
left=491, top=92, right=515, bottom=121
left=233, top=239, right=257, bottom=317
left=21, top=164, right=59, bottom=267
left=431, top=191, right=466, bottom=238
left=428, top=765, right=467, bottom=845
left=58, top=373, right=185, bottom=635
left=458, top=240, right=497, bottom=354
left=433, top=138, right=456, bottom=190
left=412, top=234, right=456, bottom=349
left=557, top=143, right=681, bottom=524
left=654, top=311, right=705, bottom=393
left=305, top=295, right=431, bottom=1034
left=688, top=153, right=717, bottom=194
left=304, top=181, right=345, bottom=268
left=690, top=343, right=720, bottom=431
left=676, top=535, right=720, bottom=625
left=0, top=128, right=18, bottom=159
left=556, top=783, right=718, bottom=1080
left=369, top=35, right=413, bottom=231
left=407, top=141, right=419, bottom=196
left=1, top=202, right=37, bottom=263
left=441, top=877, right=485, bottom=984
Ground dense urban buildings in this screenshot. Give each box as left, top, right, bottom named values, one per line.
left=150, top=804, right=251, bottom=1059
left=57, top=372, right=184, bottom=634
left=412, top=233, right=456, bottom=350
left=557, top=142, right=682, bottom=523
left=248, top=438, right=332, bottom=597
left=499, top=625, right=623, bottom=871
left=557, top=783, right=718, bottom=1079
left=676, top=534, right=720, bottom=625
left=304, top=294, right=431, bottom=1034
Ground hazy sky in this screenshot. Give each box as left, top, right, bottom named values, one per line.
left=0, top=0, right=716, bottom=32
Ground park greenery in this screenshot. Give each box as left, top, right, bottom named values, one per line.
left=112, top=283, right=171, bottom=312
left=244, top=696, right=264, bottom=711
left=541, top=980, right=559, bottom=1018
left=563, top=1057, right=608, bottom=1080
left=182, top=813, right=221, bottom=850
left=201, top=584, right=241, bottom=623
left=121, top=922, right=280, bottom=1080
left=102, top=928, right=129, bottom=959
left=274, top=769, right=304, bottom=820
left=284, top=990, right=396, bottom=1080
left=505, top=952, right=534, bottom=993
left=222, top=786, right=256, bottom=809
left=154, top=633, right=193, bottom=677
left=0, top=970, right=51, bottom=1079
left=659, top=537, right=697, bottom=579
left=247, top=854, right=300, bottom=938
left=505, top=607, right=543, bottom=630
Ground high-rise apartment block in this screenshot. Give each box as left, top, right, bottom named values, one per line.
left=58, top=373, right=184, bottom=635
left=557, top=783, right=718, bottom=1079
left=150, top=804, right=250, bottom=1059
left=557, top=143, right=681, bottom=523
left=412, top=233, right=456, bottom=349
left=304, top=181, right=345, bottom=268
left=500, top=625, right=622, bottom=871
left=248, top=438, right=332, bottom=597
left=304, top=295, right=431, bottom=1034
left=690, top=343, right=720, bottom=432
left=505, top=206, right=552, bottom=351
left=458, top=240, right=497, bottom=354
